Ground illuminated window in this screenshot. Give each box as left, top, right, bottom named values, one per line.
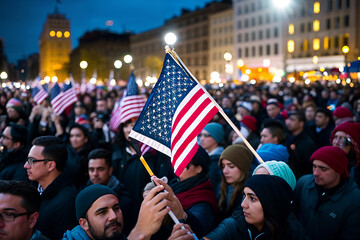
left=288, top=40, right=295, bottom=53
left=324, top=36, right=329, bottom=49
left=56, top=31, right=62, bottom=38
left=64, top=31, right=70, bottom=38
left=313, top=20, right=320, bottom=31
left=313, top=38, right=320, bottom=50
left=288, top=24, right=294, bottom=35
left=49, top=31, right=55, bottom=37
left=304, top=39, right=309, bottom=51
left=314, top=2, right=320, bottom=13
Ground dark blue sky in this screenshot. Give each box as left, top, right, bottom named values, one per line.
left=0, top=0, right=212, bottom=64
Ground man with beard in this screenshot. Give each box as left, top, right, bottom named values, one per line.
left=63, top=184, right=170, bottom=240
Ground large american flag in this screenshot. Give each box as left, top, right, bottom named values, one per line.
left=109, top=71, right=146, bottom=131
left=31, top=78, right=48, bottom=104
left=50, top=82, right=78, bottom=115
left=129, top=53, right=218, bottom=176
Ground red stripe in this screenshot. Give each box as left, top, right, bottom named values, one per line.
left=174, top=144, right=199, bottom=176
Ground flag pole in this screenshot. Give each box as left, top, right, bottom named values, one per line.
left=168, top=47, right=264, bottom=163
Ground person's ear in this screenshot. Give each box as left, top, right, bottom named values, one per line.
left=28, top=212, right=39, bottom=228
left=109, top=166, right=113, bottom=176
left=195, top=165, right=202, bottom=174
left=47, top=161, right=56, bottom=172
left=79, top=218, right=89, bottom=231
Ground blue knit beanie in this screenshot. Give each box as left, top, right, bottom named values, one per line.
left=203, top=123, right=224, bottom=144
left=253, top=160, right=296, bottom=190
left=256, top=143, right=289, bottom=163
left=76, top=184, right=117, bottom=220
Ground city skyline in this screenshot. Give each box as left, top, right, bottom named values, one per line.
left=0, top=0, right=212, bottom=64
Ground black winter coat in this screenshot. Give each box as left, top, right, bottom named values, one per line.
left=0, top=147, right=28, bottom=181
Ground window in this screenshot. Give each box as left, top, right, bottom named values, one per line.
left=274, top=43, right=279, bottom=54
left=345, top=0, right=350, bottom=8
left=245, top=19, right=249, bottom=28
left=335, top=17, right=340, bottom=28
left=266, top=29, right=270, bottom=39
left=251, top=2, right=256, bottom=12
left=334, top=36, right=339, bottom=48
left=327, top=0, right=333, bottom=11
left=237, top=6, right=242, bottom=15
left=266, top=45, right=271, bottom=56
left=252, top=46, right=256, bottom=56
left=313, top=38, right=320, bottom=50
left=301, top=23, right=305, bottom=33
left=314, top=2, right=320, bottom=13
left=273, top=13, right=278, bottom=22
left=259, top=16, right=263, bottom=25
left=326, top=19, right=331, bottom=29
left=245, top=5, right=249, bottom=13
left=343, top=33, right=349, bottom=46
left=313, top=20, right=320, bottom=31
left=301, top=6, right=306, bottom=16
left=238, top=34, right=242, bottom=43
left=266, top=14, right=270, bottom=23
left=289, top=24, right=294, bottom=35
left=344, top=15, right=349, bottom=27
left=308, top=22, right=312, bottom=32
left=324, top=36, right=329, bottom=50
left=288, top=40, right=295, bottom=53
left=259, top=30, right=263, bottom=40
left=245, top=33, right=249, bottom=42
left=259, top=46, right=263, bottom=56
left=336, top=0, right=342, bottom=9
left=251, top=17, right=256, bottom=26
left=252, top=31, right=256, bottom=41
left=303, top=39, right=309, bottom=51
left=237, top=20, right=242, bottom=29
left=245, top=47, right=249, bottom=57
left=203, top=40, right=208, bottom=50
left=274, top=27, right=278, bottom=38
left=238, top=48, right=242, bottom=58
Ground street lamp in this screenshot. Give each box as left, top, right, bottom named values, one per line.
left=342, top=45, right=350, bottom=81
left=0, top=71, right=7, bottom=85
left=164, top=32, right=177, bottom=47
left=80, top=60, right=88, bottom=82
left=114, top=60, right=122, bottom=80
left=124, top=55, right=133, bottom=64
left=224, top=52, right=233, bottom=82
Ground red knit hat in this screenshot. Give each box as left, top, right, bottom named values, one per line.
left=333, top=106, right=353, bottom=118
left=241, top=115, right=257, bottom=132
left=310, top=146, right=349, bottom=178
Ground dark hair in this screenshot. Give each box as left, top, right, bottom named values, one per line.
left=0, top=180, right=41, bottom=214
left=316, top=107, right=332, bottom=118
left=288, top=110, right=306, bottom=123
left=261, top=120, right=285, bottom=144
left=69, top=123, right=90, bottom=139
left=88, top=148, right=112, bottom=167
left=32, top=136, right=67, bottom=172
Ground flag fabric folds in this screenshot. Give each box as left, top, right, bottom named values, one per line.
left=129, top=53, right=219, bottom=176
left=50, top=82, right=78, bottom=115
left=31, top=78, right=48, bottom=104
left=109, top=71, right=146, bottom=131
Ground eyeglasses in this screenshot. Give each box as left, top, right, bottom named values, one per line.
left=0, top=134, right=13, bottom=141
left=0, top=211, right=28, bottom=222
left=333, top=135, right=351, bottom=147
left=26, top=157, right=53, bottom=166
left=198, top=133, right=211, bottom=138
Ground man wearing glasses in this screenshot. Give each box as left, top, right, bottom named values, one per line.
left=0, top=180, right=49, bottom=240
left=0, top=123, right=29, bottom=181
left=24, top=136, right=78, bottom=239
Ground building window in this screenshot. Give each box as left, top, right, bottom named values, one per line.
left=336, top=0, right=342, bottom=9
left=245, top=33, right=249, bottom=42
left=259, top=16, right=263, bottom=25
left=245, top=5, right=249, bottom=13
left=213, top=39, right=217, bottom=47
left=252, top=46, right=256, bottom=56
left=251, top=17, right=256, bottom=27
left=288, top=40, right=295, bottom=53
left=274, top=27, right=278, bottom=38
left=203, top=40, right=208, bottom=50
left=266, top=29, right=270, bottom=39
left=324, top=36, right=329, bottom=49
left=274, top=43, right=279, bottom=55
left=334, top=36, right=339, bottom=48
left=314, top=2, right=320, bottom=13
left=251, top=2, right=256, bottom=12
left=245, top=19, right=249, bottom=28
left=326, top=19, right=331, bottom=29
left=289, top=24, right=294, bottom=35
left=335, top=17, right=340, bottom=28
left=303, top=39, right=309, bottom=51
left=345, top=0, right=350, bottom=8
left=252, top=31, right=256, bottom=41
left=301, top=6, right=306, bottom=16
left=313, top=38, right=320, bottom=50
left=344, top=15, right=349, bottom=27
left=237, top=20, right=242, bottom=29
left=273, top=12, right=278, bottom=22
left=327, top=0, right=333, bottom=11
left=238, top=48, right=242, bottom=58
left=237, top=6, right=242, bottom=14
left=245, top=47, right=249, bottom=57
left=266, top=45, right=271, bottom=56
left=259, top=45, right=263, bottom=56
left=313, top=20, right=320, bottom=31
left=308, top=22, right=312, bottom=32
left=300, top=23, right=305, bottom=33
left=259, top=30, right=263, bottom=40
left=343, top=33, right=349, bottom=46
left=238, top=34, right=242, bottom=43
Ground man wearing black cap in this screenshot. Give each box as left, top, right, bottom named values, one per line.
left=63, top=184, right=171, bottom=240
left=293, top=146, right=360, bottom=240
left=308, top=108, right=334, bottom=148
left=0, top=123, right=29, bottom=181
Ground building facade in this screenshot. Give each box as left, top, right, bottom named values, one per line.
left=39, top=9, right=71, bottom=82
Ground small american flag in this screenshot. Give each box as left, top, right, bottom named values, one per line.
left=50, top=82, right=78, bottom=115
left=31, top=78, right=48, bottom=104
left=109, top=71, right=146, bottom=131
left=129, top=53, right=218, bottom=176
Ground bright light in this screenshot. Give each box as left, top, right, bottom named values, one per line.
left=272, top=0, right=290, bottom=8
left=263, top=59, right=271, bottom=68
left=305, top=79, right=310, bottom=85
left=219, top=83, right=224, bottom=87
left=289, top=77, right=295, bottom=83
left=339, top=66, right=344, bottom=72
left=80, top=61, right=88, bottom=69
left=210, top=71, right=220, bottom=79
left=241, top=74, right=249, bottom=82
left=114, top=60, right=122, bottom=69
left=336, top=79, right=341, bottom=84
left=237, top=59, right=244, bottom=67
left=44, top=76, right=50, bottom=83
left=0, top=71, right=7, bottom=79
left=342, top=46, right=349, bottom=54
left=26, top=85, right=30, bottom=90
left=320, top=67, right=325, bottom=72
left=90, top=78, right=97, bottom=84
left=224, top=52, right=232, bottom=61
left=144, top=82, right=150, bottom=87
left=323, top=72, right=328, bottom=76
left=110, top=79, right=116, bottom=86
left=124, top=55, right=133, bottom=64
left=245, top=69, right=251, bottom=75
left=346, top=78, right=351, bottom=84
left=1, top=83, right=6, bottom=88
left=52, top=76, right=58, bottom=83
left=312, top=56, right=319, bottom=64
left=164, top=32, right=177, bottom=45
left=250, top=79, right=257, bottom=85
left=136, top=78, right=143, bottom=87
left=273, top=76, right=282, bottom=83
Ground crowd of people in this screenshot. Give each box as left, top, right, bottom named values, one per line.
left=0, top=79, right=360, bottom=240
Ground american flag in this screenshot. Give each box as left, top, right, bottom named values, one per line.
left=31, top=78, right=48, bottom=104
left=129, top=53, right=218, bottom=176
left=50, top=82, right=78, bottom=115
left=109, top=71, right=146, bottom=131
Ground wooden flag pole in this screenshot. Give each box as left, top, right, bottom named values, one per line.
left=168, top=47, right=264, bottom=163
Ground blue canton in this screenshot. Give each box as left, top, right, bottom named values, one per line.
left=126, top=71, right=139, bottom=96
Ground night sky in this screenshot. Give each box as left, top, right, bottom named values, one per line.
left=0, top=0, right=212, bottom=64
